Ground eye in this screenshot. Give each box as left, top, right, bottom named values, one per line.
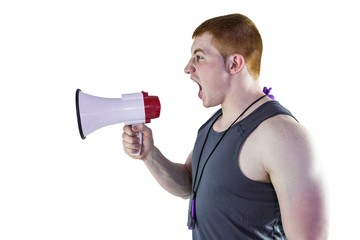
left=195, top=55, right=204, bottom=62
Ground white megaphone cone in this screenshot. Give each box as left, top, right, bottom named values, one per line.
left=75, top=89, right=161, bottom=155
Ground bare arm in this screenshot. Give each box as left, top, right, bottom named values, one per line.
left=264, top=117, right=329, bottom=239
left=122, top=124, right=192, bottom=198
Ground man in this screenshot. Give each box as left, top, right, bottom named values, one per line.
left=122, top=13, right=329, bottom=239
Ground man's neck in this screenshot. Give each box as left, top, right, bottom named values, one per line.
left=213, top=90, right=269, bottom=132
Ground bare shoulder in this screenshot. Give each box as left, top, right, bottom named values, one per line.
left=256, top=114, right=329, bottom=238
left=261, top=114, right=310, bottom=144
left=257, top=114, right=317, bottom=174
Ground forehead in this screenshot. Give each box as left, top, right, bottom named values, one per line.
left=190, top=32, right=217, bottom=54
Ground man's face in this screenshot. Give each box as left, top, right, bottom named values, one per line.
left=184, top=33, right=229, bottom=108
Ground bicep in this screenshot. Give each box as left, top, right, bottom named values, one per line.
left=266, top=124, right=329, bottom=239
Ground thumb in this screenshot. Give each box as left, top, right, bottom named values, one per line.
left=131, top=124, right=152, bottom=139
left=131, top=123, right=147, bottom=132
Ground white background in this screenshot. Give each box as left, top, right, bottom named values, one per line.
left=1, top=0, right=359, bottom=239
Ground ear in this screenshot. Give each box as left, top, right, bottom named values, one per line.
left=227, top=54, right=245, bottom=74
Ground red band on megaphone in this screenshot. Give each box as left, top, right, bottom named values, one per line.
left=142, top=91, right=161, bottom=123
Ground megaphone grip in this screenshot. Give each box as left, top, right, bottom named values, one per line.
left=131, top=127, right=142, bottom=156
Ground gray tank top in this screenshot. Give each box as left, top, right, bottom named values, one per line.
left=191, top=101, right=296, bottom=240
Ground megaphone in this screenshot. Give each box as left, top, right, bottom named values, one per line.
left=75, top=89, right=161, bottom=155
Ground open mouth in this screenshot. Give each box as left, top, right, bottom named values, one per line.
left=193, top=81, right=202, bottom=99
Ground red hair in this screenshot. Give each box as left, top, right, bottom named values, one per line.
left=192, top=13, right=263, bottom=79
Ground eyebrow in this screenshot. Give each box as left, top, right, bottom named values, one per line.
left=193, top=48, right=205, bottom=55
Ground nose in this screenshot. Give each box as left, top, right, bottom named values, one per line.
left=184, top=59, right=194, bottom=74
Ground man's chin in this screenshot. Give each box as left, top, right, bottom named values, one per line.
left=202, top=100, right=218, bottom=109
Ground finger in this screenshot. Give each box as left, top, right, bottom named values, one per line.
left=122, top=139, right=142, bottom=155
left=122, top=125, right=143, bottom=156
left=123, top=125, right=138, bottom=137
left=122, top=131, right=140, bottom=144
left=132, top=124, right=152, bottom=139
